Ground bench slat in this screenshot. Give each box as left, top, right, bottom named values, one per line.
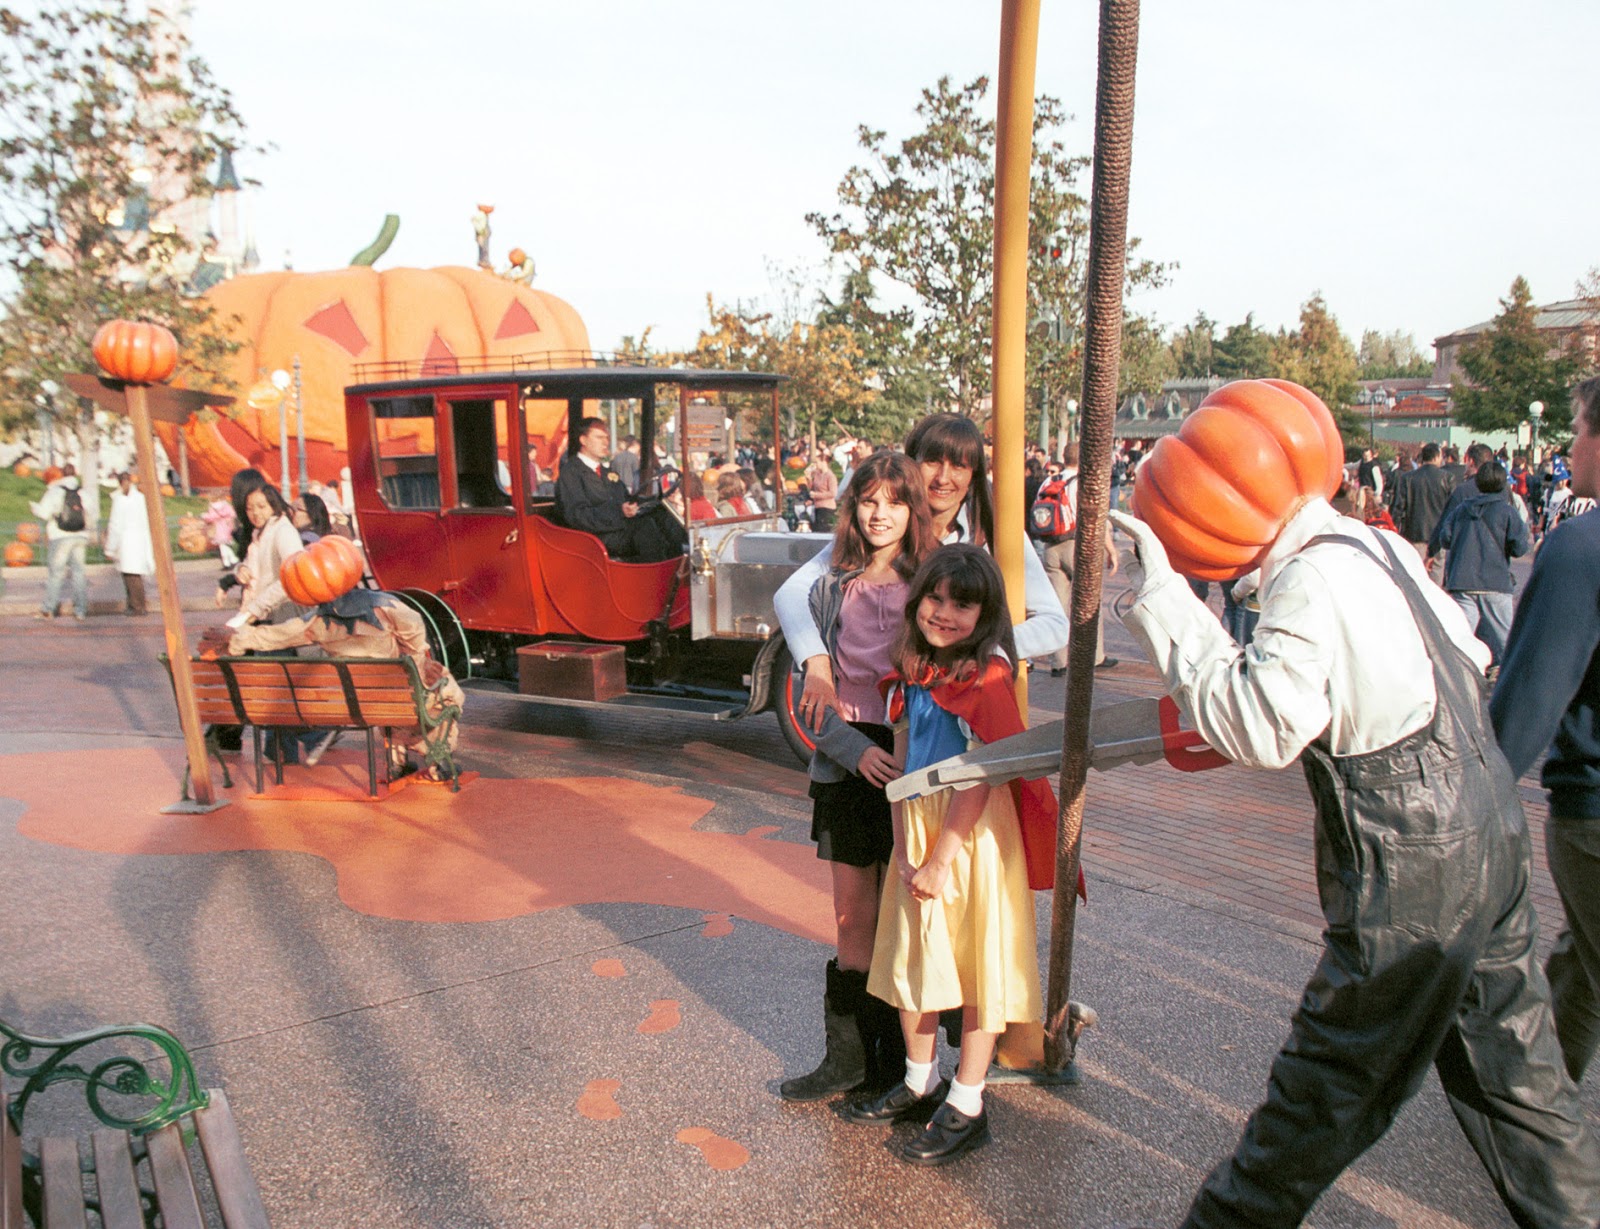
left=194, top=1091, right=272, bottom=1229
left=89, top=1129, right=144, bottom=1229
left=2, top=1095, right=22, bottom=1229
left=146, top=1123, right=204, bottom=1229
left=39, top=1135, right=88, bottom=1229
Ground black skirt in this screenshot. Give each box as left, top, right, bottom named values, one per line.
left=808, top=721, right=894, bottom=867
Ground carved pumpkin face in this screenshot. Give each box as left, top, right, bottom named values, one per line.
left=280, top=535, right=367, bottom=607
left=185, top=266, right=591, bottom=488
left=1129, top=378, right=1344, bottom=581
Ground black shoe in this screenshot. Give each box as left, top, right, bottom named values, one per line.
left=1049, top=667, right=1067, bottom=678
left=900, top=1101, right=990, bottom=1166
left=841, top=1078, right=948, bottom=1125
left=1095, top=657, right=1119, bottom=670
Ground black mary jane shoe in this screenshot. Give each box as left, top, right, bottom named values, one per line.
left=900, top=1101, right=991, bottom=1166
left=841, top=1079, right=949, bottom=1125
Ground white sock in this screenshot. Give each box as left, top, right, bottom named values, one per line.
left=945, top=1076, right=985, bottom=1117
left=903, top=1058, right=939, bottom=1097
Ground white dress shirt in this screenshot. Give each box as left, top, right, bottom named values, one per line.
left=1121, top=498, right=1490, bottom=769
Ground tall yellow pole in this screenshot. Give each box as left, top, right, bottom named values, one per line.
left=992, top=0, right=1041, bottom=677
left=991, top=0, right=1045, bottom=1075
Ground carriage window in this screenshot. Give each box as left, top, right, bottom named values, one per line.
left=449, top=397, right=512, bottom=509
left=372, top=396, right=439, bottom=510
left=522, top=396, right=567, bottom=508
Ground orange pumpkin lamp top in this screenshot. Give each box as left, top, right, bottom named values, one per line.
left=280, top=535, right=366, bottom=607
left=92, top=320, right=178, bottom=385
left=1129, top=378, right=1344, bottom=582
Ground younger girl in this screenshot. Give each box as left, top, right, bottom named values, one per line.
left=777, top=452, right=936, bottom=1101
left=846, top=544, right=1058, bottom=1166
left=218, top=482, right=303, bottom=628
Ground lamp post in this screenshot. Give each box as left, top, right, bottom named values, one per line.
left=293, top=356, right=307, bottom=495
left=1529, top=399, right=1545, bottom=462
left=270, top=368, right=291, bottom=494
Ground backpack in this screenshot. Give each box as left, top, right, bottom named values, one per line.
left=1028, top=475, right=1077, bottom=540
left=56, top=486, right=86, bottom=533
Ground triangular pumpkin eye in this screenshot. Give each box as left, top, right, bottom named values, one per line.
left=422, top=330, right=459, bottom=375
left=495, top=299, right=541, bottom=340
left=304, top=300, right=370, bottom=357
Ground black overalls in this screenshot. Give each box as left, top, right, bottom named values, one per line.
left=1184, top=534, right=1600, bottom=1229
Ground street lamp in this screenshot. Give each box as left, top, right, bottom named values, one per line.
left=1529, top=399, right=1545, bottom=461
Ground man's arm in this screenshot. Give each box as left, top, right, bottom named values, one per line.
left=556, top=465, right=625, bottom=535
left=1490, top=525, right=1600, bottom=780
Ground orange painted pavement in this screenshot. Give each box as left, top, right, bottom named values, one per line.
left=590, top=958, right=627, bottom=978
left=576, top=1079, right=624, bottom=1121
left=5, top=745, right=834, bottom=940
left=675, top=1127, right=750, bottom=1171
left=637, top=999, right=681, bottom=1035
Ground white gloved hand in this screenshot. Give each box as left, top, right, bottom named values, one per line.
left=1106, top=510, right=1175, bottom=596
left=1230, top=568, right=1261, bottom=604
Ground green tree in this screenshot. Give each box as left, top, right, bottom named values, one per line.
left=1169, top=312, right=1216, bottom=378
left=0, top=1, right=249, bottom=478
left=1269, top=292, right=1359, bottom=415
left=808, top=75, right=1167, bottom=418
left=1212, top=313, right=1274, bottom=379
left=1453, top=276, right=1583, bottom=434
left=814, top=265, right=931, bottom=443
left=1357, top=328, right=1433, bottom=380
left=1118, top=313, right=1174, bottom=401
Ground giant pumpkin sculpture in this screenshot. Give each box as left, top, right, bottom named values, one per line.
left=159, top=264, right=591, bottom=489
left=1129, top=378, right=1344, bottom=582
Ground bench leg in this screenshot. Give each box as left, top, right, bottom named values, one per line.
left=365, top=728, right=377, bottom=799
left=252, top=727, right=264, bottom=795
left=273, top=727, right=285, bottom=785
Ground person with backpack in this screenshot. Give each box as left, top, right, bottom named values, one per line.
left=1028, top=442, right=1118, bottom=676
left=29, top=462, right=90, bottom=621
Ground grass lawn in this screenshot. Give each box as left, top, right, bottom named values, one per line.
left=0, top=469, right=215, bottom=563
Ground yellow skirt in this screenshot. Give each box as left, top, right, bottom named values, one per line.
left=867, top=783, right=1043, bottom=1035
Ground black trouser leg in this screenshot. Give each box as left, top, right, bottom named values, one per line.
left=1435, top=869, right=1600, bottom=1229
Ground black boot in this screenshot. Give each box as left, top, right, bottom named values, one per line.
left=860, top=990, right=907, bottom=1094
left=780, top=960, right=868, bottom=1101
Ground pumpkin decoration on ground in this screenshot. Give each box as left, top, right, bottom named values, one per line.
left=785, top=455, right=805, bottom=471
left=41, top=466, right=63, bottom=485
left=5, top=540, right=34, bottom=568
left=15, top=522, right=41, bottom=546
left=12, top=462, right=32, bottom=478
left=1129, top=378, right=1344, bottom=582
left=92, top=319, right=178, bottom=385
left=177, top=515, right=209, bottom=555
left=280, top=535, right=367, bottom=606
left=167, top=255, right=594, bottom=490
left=159, top=483, right=176, bottom=497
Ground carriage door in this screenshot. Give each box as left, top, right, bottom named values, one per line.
left=439, top=393, right=534, bottom=632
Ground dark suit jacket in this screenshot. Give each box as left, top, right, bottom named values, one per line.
left=1391, top=464, right=1457, bottom=544
left=555, top=458, right=629, bottom=538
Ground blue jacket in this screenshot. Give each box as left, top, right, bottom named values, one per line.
left=1433, top=492, right=1529, bottom=593
left=1491, top=508, right=1600, bottom=817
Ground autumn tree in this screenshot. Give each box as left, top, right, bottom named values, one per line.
left=1117, top=313, right=1174, bottom=401
left=1453, top=276, right=1583, bottom=434
left=1269, top=293, right=1359, bottom=421
left=808, top=75, right=1166, bottom=419
left=0, top=1, right=250, bottom=502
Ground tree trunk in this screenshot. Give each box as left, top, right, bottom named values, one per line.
left=76, top=400, right=101, bottom=542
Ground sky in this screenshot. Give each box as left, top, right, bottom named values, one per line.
left=181, top=0, right=1600, bottom=360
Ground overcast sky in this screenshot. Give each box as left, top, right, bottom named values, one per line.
left=184, top=0, right=1598, bottom=358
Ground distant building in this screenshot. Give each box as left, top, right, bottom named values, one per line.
left=1432, top=298, right=1600, bottom=386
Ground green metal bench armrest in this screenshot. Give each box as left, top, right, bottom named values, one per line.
left=0, top=1017, right=208, bottom=1138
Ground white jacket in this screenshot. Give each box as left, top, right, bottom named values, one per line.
left=105, top=488, right=155, bottom=576
left=1121, top=499, right=1490, bottom=770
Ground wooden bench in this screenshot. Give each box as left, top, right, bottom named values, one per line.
left=163, top=655, right=461, bottom=798
left=1, top=1018, right=269, bottom=1228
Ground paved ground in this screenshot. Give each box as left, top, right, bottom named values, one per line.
left=1, top=557, right=1593, bottom=1229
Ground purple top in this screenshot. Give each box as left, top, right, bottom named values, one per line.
left=834, top=575, right=909, bottom=723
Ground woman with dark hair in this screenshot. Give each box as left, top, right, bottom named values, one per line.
left=777, top=413, right=1067, bottom=727
left=292, top=493, right=333, bottom=544
left=217, top=482, right=303, bottom=627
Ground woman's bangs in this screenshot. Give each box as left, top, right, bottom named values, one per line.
left=913, top=419, right=984, bottom=473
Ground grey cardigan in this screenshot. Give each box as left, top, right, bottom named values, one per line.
left=801, top=567, right=887, bottom=784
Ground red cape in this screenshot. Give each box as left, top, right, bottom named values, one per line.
left=889, top=657, right=1085, bottom=899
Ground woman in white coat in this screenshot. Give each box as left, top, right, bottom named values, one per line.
left=104, top=472, right=154, bottom=616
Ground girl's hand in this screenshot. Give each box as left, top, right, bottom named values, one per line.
left=799, top=657, right=838, bottom=730
left=895, top=851, right=919, bottom=891
left=857, top=744, right=902, bottom=787
left=909, top=858, right=951, bottom=902
left=236, top=564, right=253, bottom=586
